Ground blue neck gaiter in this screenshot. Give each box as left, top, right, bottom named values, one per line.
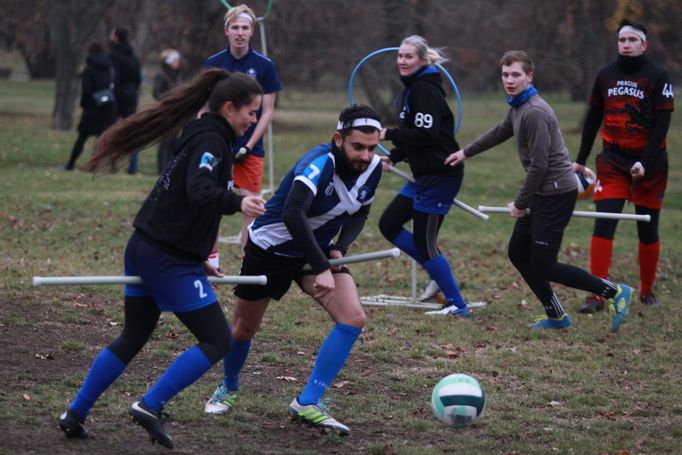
left=507, top=84, right=538, bottom=107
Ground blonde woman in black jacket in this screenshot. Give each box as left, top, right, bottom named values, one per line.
left=378, top=35, right=469, bottom=317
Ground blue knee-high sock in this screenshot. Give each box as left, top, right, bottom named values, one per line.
left=390, top=228, right=424, bottom=264
left=423, top=254, right=465, bottom=308
left=298, top=323, right=361, bottom=405
left=223, top=338, right=252, bottom=391
left=69, top=348, right=126, bottom=419
left=143, top=345, right=212, bottom=411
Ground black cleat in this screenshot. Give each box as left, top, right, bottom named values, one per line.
left=579, top=294, right=604, bottom=313
left=58, top=408, right=89, bottom=439
left=640, top=293, right=662, bottom=307
left=128, top=400, right=174, bottom=449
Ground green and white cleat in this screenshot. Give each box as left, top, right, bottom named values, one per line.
left=204, top=384, right=238, bottom=415
left=287, top=398, right=350, bottom=435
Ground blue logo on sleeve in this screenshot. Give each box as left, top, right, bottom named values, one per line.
left=357, top=185, right=370, bottom=202
left=199, top=152, right=216, bottom=171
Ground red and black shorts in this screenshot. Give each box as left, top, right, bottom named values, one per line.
left=593, top=150, right=668, bottom=210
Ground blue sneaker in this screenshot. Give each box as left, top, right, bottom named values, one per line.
left=424, top=304, right=469, bottom=318
left=530, top=314, right=573, bottom=329
left=607, top=284, right=632, bottom=332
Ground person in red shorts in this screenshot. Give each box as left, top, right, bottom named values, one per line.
left=574, top=19, right=674, bottom=311
left=205, top=4, right=282, bottom=253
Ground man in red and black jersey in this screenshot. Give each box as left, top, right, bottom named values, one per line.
left=574, top=19, right=674, bottom=311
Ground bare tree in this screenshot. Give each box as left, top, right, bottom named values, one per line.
left=1, top=0, right=679, bottom=131
left=52, top=0, right=114, bottom=129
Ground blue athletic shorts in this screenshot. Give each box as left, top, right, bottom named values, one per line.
left=398, top=174, right=462, bottom=215
left=123, top=233, right=217, bottom=312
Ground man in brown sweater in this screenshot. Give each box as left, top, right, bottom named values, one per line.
left=445, top=50, right=632, bottom=332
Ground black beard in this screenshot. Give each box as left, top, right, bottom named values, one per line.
left=332, top=141, right=363, bottom=180
left=617, top=54, right=647, bottom=74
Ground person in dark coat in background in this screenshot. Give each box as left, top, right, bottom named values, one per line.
left=109, top=27, right=142, bottom=174
left=153, top=49, right=182, bottom=174
left=64, top=42, right=118, bottom=171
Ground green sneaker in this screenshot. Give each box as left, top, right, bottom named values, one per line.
left=204, top=384, right=237, bottom=415
left=287, top=398, right=350, bottom=435
left=607, top=284, right=632, bottom=332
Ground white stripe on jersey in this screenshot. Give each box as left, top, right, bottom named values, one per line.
left=249, top=153, right=381, bottom=254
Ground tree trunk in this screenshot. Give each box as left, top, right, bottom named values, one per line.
left=19, top=28, right=56, bottom=79
left=51, top=0, right=115, bottom=130
left=51, top=0, right=77, bottom=130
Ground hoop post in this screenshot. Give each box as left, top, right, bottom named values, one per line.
left=33, top=275, right=267, bottom=286
left=301, top=248, right=400, bottom=272
left=477, top=205, right=651, bottom=222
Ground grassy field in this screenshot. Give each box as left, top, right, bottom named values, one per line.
left=1, top=79, right=681, bottom=454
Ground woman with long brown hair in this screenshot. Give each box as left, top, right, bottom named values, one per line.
left=58, top=68, right=266, bottom=449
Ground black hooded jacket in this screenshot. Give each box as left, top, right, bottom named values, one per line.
left=133, top=113, right=244, bottom=262
left=77, top=51, right=118, bottom=135
left=384, top=66, right=461, bottom=177
left=110, top=41, right=141, bottom=116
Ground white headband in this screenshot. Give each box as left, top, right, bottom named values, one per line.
left=336, top=118, right=382, bottom=131
left=619, top=25, right=646, bottom=42
left=225, top=12, right=255, bottom=27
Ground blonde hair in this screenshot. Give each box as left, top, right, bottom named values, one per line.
left=401, top=35, right=448, bottom=65
left=224, top=4, right=256, bottom=28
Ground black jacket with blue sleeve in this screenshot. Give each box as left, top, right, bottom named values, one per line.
left=133, top=113, right=244, bottom=262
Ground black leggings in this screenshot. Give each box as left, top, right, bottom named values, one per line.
left=66, top=132, right=97, bottom=170
left=593, top=199, right=660, bottom=244
left=379, top=193, right=445, bottom=261
left=107, top=296, right=231, bottom=365
left=507, top=191, right=611, bottom=306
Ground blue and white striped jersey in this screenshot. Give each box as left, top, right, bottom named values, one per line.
left=249, top=143, right=382, bottom=256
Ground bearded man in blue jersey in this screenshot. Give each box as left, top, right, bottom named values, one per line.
left=204, top=105, right=383, bottom=435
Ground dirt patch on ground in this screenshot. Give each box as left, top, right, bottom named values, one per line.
left=0, top=289, right=437, bottom=454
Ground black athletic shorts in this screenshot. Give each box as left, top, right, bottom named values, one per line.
left=234, top=239, right=350, bottom=301
left=513, top=189, right=577, bottom=251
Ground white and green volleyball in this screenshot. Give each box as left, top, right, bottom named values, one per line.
left=431, top=373, right=485, bottom=427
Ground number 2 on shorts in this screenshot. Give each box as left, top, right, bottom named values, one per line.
left=194, top=280, right=208, bottom=298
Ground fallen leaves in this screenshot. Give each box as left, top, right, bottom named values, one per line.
left=431, top=343, right=466, bottom=359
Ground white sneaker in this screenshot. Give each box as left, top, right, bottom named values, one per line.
left=419, top=280, right=441, bottom=301
left=424, top=304, right=470, bottom=318
left=204, top=384, right=237, bottom=415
